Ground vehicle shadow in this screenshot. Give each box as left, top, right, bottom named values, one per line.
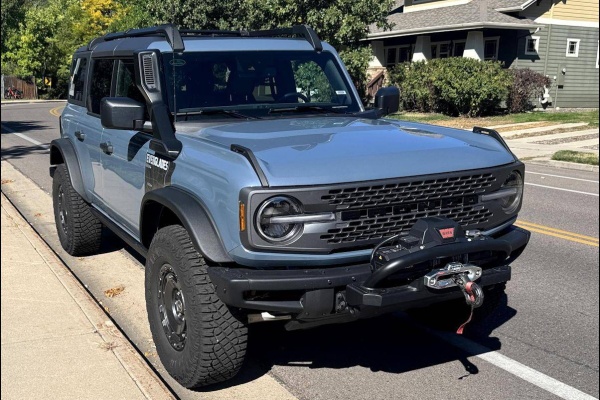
left=1, top=144, right=49, bottom=161
left=200, top=298, right=517, bottom=392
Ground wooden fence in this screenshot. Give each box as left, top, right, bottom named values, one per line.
left=2, top=75, right=38, bottom=99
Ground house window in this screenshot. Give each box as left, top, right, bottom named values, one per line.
left=398, top=46, right=412, bottom=63
left=453, top=41, right=466, bottom=57
left=431, top=42, right=451, bottom=59
left=484, top=38, right=499, bottom=61
left=386, top=48, right=397, bottom=66
left=525, top=36, right=540, bottom=55
left=566, top=39, right=580, bottom=57
left=385, top=46, right=412, bottom=66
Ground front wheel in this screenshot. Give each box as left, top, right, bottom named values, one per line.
left=145, top=225, right=248, bottom=388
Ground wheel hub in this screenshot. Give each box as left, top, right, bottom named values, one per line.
left=158, top=264, right=187, bottom=351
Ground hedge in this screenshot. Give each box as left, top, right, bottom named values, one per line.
left=388, top=58, right=513, bottom=117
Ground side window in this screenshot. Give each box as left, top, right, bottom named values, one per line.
left=69, top=57, right=88, bottom=104
left=115, top=59, right=145, bottom=104
left=89, top=59, right=114, bottom=115
left=291, top=60, right=335, bottom=103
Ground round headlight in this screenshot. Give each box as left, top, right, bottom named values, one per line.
left=500, top=171, right=523, bottom=214
left=256, top=196, right=303, bottom=243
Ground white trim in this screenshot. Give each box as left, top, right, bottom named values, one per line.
left=404, top=0, right=470, bottom=13
left=566, top=38, right=580, bottom=58
left=534, top=17, right=600, bottom=28
left=494, top=0, right=537, bottom=12
left=524, top=35, right=540, bottom=55
left=596, top=41, right=599, bottom=68
left=367, top=22, right=542, bottom=39
left=484, top=36, right=500, bottom=61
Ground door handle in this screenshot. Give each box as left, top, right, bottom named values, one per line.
left=74, top=131, right=85, bottom=141
left=100, top=141, right=114, bottom=155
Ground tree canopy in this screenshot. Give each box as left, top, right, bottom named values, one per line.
left=1, top=0, right=394, bottom=98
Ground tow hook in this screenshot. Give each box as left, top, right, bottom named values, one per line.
left=451, top=272, right=485, bottom=335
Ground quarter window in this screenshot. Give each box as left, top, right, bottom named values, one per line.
left=566, top=39, right=580, bottom=57
left=69, top=57, right=88, bottom=104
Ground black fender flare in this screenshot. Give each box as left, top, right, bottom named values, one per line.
left=140, top=187, right=233, bottom=263
left=49, top=138, right=90, bottom=203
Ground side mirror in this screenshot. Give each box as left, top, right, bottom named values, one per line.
left=100, top=97, right=146, bottom=130
left=374, top=86, right=400, bottom=116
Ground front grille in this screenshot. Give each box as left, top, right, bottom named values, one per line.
left=321, top=205, right=492, bottom=244
left=319, top=173, right=496, bottom=245
left=321, top=173, right=495, bottom=208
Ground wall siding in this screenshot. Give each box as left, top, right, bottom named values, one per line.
left=521, top=0, right=599, bottom=23
left=510, top=24, right=599, bottom=108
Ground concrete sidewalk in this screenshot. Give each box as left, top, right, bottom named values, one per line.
left=0, top=194, right=174, bottom=400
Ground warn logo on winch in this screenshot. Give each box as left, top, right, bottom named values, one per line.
left=437, top=227, right=455, bottom=240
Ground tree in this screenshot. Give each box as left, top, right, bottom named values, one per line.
left=145, top=0, right=395, bottom=98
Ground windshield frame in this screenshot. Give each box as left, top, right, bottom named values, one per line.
left=161, top=49, right=364, bottom=119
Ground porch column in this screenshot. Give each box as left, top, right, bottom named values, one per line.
left=412, top=36, right=431, bottom=62
left=464, top=31, right=484, bottom=60
left=369, top=41, right=385, bottom=68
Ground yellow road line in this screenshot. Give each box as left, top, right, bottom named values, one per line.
left=517, top=220, right=599, bottom=242
left=49, top=106, right=63, bottom=117
left=516, top=221, right=599, bottom=247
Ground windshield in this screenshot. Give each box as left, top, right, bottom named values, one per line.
left=162, top=50, right=362, bottom=118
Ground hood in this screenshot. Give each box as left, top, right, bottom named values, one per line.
left=177, top=117, right=515, bottom=187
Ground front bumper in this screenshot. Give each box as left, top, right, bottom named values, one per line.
left=208, top=225, right=530, bottom=328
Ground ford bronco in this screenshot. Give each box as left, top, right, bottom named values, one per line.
left=50, top=25, right=530, bottom=388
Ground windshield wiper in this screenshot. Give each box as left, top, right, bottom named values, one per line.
left=176, top=108, right=259, bottom=120
left=268, top=105, right=348, bottom=115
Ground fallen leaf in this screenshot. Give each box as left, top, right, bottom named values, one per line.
left=34, top=213, right=42, bottom=217
left=104, top=285, right=125, bottom=298
left=99, top=342, right=118, bottom=351
left=1, top=179, right=15, bottom=185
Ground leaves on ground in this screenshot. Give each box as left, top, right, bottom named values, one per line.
left=99, top=341, right=118, bottom=351
left=1, top=179, right=15, bottom=185
left=104, top=284, right=125, bottom=298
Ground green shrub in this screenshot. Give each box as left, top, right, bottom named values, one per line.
left=388, top=58, right=512, bottom=117
left=506, top=68, right=551, bottom=113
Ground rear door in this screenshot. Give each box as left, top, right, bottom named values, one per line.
left=63, top=54, right=104, bottom=203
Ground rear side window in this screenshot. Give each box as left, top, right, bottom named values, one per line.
left=69, top=57, right=88, bottom=104
left=89, top=59, right=114, bottom=114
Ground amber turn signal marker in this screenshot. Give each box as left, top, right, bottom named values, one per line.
left=239, top=202, right=246, bottom=232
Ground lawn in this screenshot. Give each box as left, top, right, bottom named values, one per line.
left=551, top=150, right=599, bottom=166
left=390, top=110, right=599, bottom=130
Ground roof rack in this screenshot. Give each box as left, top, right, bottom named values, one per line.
left=88, top=24, right=323, bottom=53
left=88, top=24, right=184, bottom=52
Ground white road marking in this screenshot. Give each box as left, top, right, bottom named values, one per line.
left=0, top=124, right=49, bottom=149
left=435, top=331, right=598, bottom=400
left=525, top=182, right=599, bottom=197
left=527, top=171, right=599, bottom=184
left=398, top=314, right=598, bottom=400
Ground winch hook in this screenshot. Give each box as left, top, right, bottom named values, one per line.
left=452, top=273, right=485, bottom=334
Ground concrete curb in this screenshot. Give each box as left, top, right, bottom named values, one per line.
left=526, top=159, right=599, bottom=172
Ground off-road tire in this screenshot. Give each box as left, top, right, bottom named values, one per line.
left=52, top=164, right=102, bottom=256
left=145, top=225, right=248, bottom=388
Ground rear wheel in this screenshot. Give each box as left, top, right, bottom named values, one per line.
left=52, top=164, right=102, bottom=256
left=145, top=225, right=248, bottom=388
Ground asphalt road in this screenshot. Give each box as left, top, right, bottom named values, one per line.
left=2, top=101, right=599, bottom=400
